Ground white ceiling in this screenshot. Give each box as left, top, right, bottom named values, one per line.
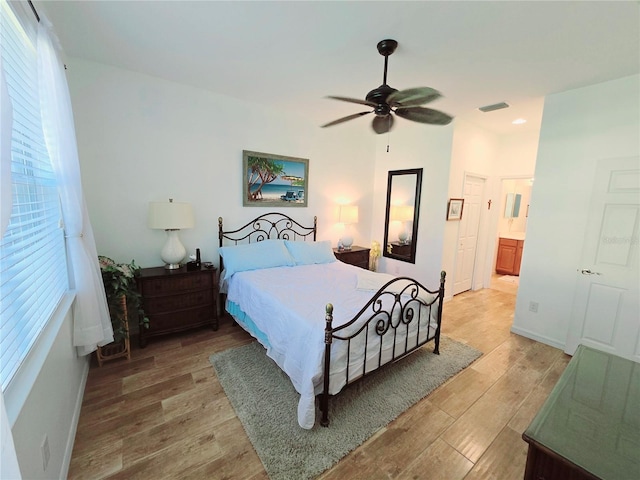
left=36, top=1, right=639, bottom=135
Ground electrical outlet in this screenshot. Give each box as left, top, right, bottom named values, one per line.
left=529, top=301, right=539, bottom=313
left=41, top=434, right=50, bottom=471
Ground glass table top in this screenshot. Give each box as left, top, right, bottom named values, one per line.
left=524, top=345, right=640, bottom=479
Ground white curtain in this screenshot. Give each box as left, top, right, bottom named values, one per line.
left=1, top=48, right=22, bottom=480
left=37, top=18, right=113, bottom=355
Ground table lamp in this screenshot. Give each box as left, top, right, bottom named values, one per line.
left=391, top=205, right=414, bottom=244
left=148, top=198, right=194, bottom=269
left=339, top=205, right=358, bottom=250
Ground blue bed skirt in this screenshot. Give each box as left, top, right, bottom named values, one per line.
left=226, top=299, right=272, bottom=349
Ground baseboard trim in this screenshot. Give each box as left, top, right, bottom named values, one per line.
left=510, top=325, right=566, bottom=351
left=61, top=354, right=90, bottom=479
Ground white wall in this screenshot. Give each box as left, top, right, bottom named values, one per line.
left=441, top=112, right=541, bottom=297
left=11, top=306, right=88, bottom=479
left=68, top=57, right=458, bottom=292
left=442, top=119, right=499, bottom=296
left=513, top=74, right=640, bottom=348
left=67, top=59, right=376, bottom=268
left=371, top=121, right=454, bottom=287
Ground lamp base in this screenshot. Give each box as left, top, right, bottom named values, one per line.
left=340, top=235, right=354, bottom=251
left=160, top=229, right=186, bottom=269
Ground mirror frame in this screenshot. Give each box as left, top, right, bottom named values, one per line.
left=383, top=168, right=423, bottom=264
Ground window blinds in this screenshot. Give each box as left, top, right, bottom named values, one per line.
left=0, top=0, right=69, bottom=390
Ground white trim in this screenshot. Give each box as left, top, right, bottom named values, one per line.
left=4, top=291, right=76, bottom=426
left=510, top=325, right=565, bottom=351
left=61, top=354, right=90, bottom=479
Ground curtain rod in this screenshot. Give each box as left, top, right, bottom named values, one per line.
left=28, top=0, right=40, bottom=22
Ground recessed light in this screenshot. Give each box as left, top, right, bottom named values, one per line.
left=512, top=118, right=527, bottom=125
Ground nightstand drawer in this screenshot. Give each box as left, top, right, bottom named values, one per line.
left=142, top=290, right=214, bottom=315
left=145, top=305, right=215, bottom=334
left=140, top=271, right=212, bottom=296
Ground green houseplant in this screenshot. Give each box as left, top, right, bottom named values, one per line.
left=98, top=256, right=148, bottom=348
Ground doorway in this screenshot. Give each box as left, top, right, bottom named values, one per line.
left=490, top=176, right=534, bottom=293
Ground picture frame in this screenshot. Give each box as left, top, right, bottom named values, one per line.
left=447, top=198, right=464, bottom=220
left=243, top=150, right=309, bottom=207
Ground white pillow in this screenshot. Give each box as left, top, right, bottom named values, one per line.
left=219, top=239, right=295, bottom=281
left=284, top=240, right=336, bottom=265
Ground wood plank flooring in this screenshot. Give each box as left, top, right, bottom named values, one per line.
left=68, top=277, right=570, bottom=479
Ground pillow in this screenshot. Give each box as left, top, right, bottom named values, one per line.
left=219, top=239, right=294, bottom=281
left=284, top=240, right=336, bottom=265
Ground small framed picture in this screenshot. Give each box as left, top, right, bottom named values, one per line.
left=447, top=198, right=464, bottom=220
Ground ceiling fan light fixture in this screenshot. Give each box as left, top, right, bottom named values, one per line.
left=322, top=39, right=453, bottom=134
left=478, top=102, right=510, bottom=113
left=512, top=118, right=527, bottom=125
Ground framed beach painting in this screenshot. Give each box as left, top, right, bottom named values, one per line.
left=243, top=150, right=309, bottom=207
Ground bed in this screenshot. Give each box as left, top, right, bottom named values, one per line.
left=218, top=212, right=445, bottom=429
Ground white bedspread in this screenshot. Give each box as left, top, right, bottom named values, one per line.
left=226, top=261, right=438, bottom=429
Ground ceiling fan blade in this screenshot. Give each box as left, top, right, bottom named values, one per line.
left=372, top=114, right=394, bottom=134
left=394, top=106, right=453, bottom=125
left=326, top=96, right=377, bottom=107
left=387, top=87, right=442, bottom=107
left=321, top=111, right=372, bottom=128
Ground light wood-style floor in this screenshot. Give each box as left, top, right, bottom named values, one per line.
left=68, top=276, right=570, bottom=479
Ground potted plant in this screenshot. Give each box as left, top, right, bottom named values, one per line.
left=97, top=256, right=147, bottom=365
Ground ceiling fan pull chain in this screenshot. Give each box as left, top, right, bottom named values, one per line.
left=387, top=118, right=391, bottom=152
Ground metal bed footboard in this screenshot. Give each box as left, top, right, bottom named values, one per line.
left=320, top=271, right=446, bottom=427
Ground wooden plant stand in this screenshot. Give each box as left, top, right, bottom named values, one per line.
left=96, top=296, right=131, bottom=366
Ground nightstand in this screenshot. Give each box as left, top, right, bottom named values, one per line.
left=136, top=265, right=218, bottom=347
left=389, top=241, right=412, bottom=257
left=333, top=246, right=370, bottom=270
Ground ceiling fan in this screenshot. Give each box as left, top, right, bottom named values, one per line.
left=322, top=39, right=453, bottom=135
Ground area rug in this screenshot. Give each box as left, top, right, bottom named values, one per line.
left=209, top=336, right=481, bottom=480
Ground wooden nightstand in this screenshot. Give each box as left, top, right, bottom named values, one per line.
left=136, top=265, right=218, bottom=347
left=388, top=241, right=412, bottom=257
left=333, top=246, right=370, bottom=270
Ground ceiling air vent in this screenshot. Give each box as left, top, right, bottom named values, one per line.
left=479, top=102, right=510, bottom=113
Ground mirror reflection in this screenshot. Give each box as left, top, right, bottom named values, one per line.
left=383, top=168, right=423, bottom=264
left=504, top=193, right=522, bottom=218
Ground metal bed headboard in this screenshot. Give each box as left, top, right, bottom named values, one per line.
left=218, top=212, right=317, bottom=271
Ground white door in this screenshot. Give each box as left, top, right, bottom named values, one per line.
left=565, top=157, right=640, bottom=361
left=453, top=175, right=485, bottom=295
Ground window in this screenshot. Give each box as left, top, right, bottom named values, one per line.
left=0, top=0, right=69, bottom=390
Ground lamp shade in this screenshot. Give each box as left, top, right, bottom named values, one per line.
left=390, top=205, right=414, bottom=222
left=148, top=200, right=194, bottom=230
left=339, top=205, right=359, bottom=225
